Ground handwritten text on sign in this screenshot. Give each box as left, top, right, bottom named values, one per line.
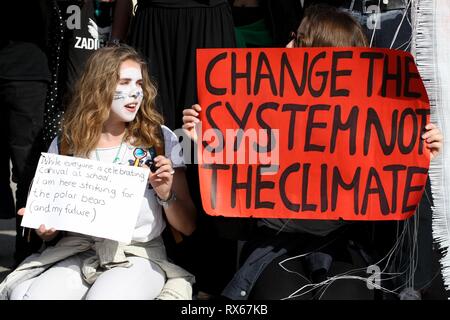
left=196, top=48, right=430, bottom=220
left=22, top=153, right=149, bottom=243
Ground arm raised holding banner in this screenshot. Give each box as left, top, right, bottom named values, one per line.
left=192, top=4, right=444, bottom=301
left=182, top=104, right=202, bottom=143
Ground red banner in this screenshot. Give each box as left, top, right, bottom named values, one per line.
left=196, top=48, right=430, bottom=220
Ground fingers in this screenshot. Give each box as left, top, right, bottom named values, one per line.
left=182, top=115, right=200, bottom=126
left=182, top=122, right=196, bottom=130
left=155, top=164, right=172, bottom=175
left=37, top=224, right=57, bottom=239
left=426, top=141, right=443, bottom=151
left=422, top=128, right=443, bottom=142
left=182, top=108, right=199, bottom=117
left=182, top=105, right=201, bottom=125
left=155, top=172, right=172, bottom=179
left=425, top=123, right=436, bottom=130
left=191, top=104, right=202, bottom=113
left=427, top=141, right=443, bottom=160
left=17, top=208, right=25, bottom=216
left=152, top=156, right=174, bottom=178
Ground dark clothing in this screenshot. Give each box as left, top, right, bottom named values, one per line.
left=0, top=3, right=50, bottom=219
left=223, top=224, right=374, bottom=300
left=0, top=42, right=50, bottom=82
left=129, top=1, right=235, bottom=130
left=0, top=79, right=48, bottom=258
left=0, top=0, right=51, bottom=81
left=0, top=3, right=50, bottom=266
left=230, top=0, right=303, bottom=48
left=137, top=0, right=228, bottom=8
left=0, top=0, right=50, bottom=54
left=129, top=0, right=237, bottom=296
left=42, top=0, right=115, bottom=147
left=57, top=0, right=115, bottom=99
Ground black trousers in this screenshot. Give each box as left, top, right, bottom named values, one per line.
left=0, top=79, right=47, bottom=263
left=243, top=225, right=375, bottom=300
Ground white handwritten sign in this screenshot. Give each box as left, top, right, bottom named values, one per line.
left=22, top=153, right=150, bottom=244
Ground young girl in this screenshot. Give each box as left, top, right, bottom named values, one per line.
left=1, top=45, right=196, bottom=300
left=183, top=5, right=443, bottom=300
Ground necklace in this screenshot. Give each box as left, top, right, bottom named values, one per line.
left=95, top=141, right=125, bottom=164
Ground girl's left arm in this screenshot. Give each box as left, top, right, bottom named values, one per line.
left=162, top=168, right=197, bottom=236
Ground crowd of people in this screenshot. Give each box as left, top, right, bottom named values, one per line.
left=0, top=0, right=445, bottom=300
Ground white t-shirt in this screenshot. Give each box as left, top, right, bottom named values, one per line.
left=48, top=125, right=185, bottom=242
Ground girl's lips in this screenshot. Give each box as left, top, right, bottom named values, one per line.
left=125, top=103, right=138, bottom=112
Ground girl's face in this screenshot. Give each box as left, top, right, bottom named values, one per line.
left=110, top=59, right=144, bottom=123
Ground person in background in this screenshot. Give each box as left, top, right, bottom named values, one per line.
left=230, top=0, right=302, bottom=48
left=0, top=1, right=51, bottom=264
left=129, top=0, right=238, bottom=299
left=182, top=4, right=443, bottom=300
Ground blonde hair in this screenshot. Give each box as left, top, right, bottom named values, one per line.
left=60, top=45, right=164, bottom=157
left=295, top=5, right=368, bottom=48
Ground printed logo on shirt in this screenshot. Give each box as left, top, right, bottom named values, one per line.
left=74, top=18, right=111, bottom=50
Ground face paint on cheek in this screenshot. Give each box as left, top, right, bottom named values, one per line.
left=110, top=66, right=144, bottom=122
left=113, top=90, right=127, bottom=101
left=111, top=88, right=141, bottom=122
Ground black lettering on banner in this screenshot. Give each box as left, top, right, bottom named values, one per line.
left=360, top=51, right=384, bottom=97
left=206, top=52, right=227, bottom=95
left=383, top=164, right=407, bottom=213
left=202, top=164, right=230, bottom=209
left=255, top=102, right=279, bottom=153
left=308, top=51, right=328, bottom=97
left=404, top=56, right=422, bottom=98
left=302, top=163, right=317, bottom=211
left=279, top=163, right=301, bottom=212
left=232, top=52, right=252, bottom=95
left=330, top=51, right=353, bottom=97
left=398, top=108, right=418, bottom=154
left=382, top=55, right=402, bottom=97
left=225, top=102, right=253, bottom=151
left=255, top=165, right=275, bottom=209
left=254, top=52, right=278, bottom=96
left=203, top=101, right=224, bottom=152
left=364, top=108, right=398, bottom=156
left=281, top=103, right=307, bottom=150
left=330, top=105, right=359, bottom=155
left=331, top=166, right=361, bottom=214
left=231, top=164, right=253, bottom=209
left=402, top=166, right=428, bottom=213
left=361, top=167, right=390, bottom=215
left=280, top=52, right=308, bottom=97
left=305, top=104, right=330, bottom=152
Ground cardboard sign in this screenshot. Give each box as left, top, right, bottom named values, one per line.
left=22, top=153, right=149, bottom=243
left=196, top=48, right=430, bottom=220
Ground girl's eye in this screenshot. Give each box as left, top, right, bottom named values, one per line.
left=119, top=80, right=130, bottom=85
left=137, top=80, right=143, bottom=87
